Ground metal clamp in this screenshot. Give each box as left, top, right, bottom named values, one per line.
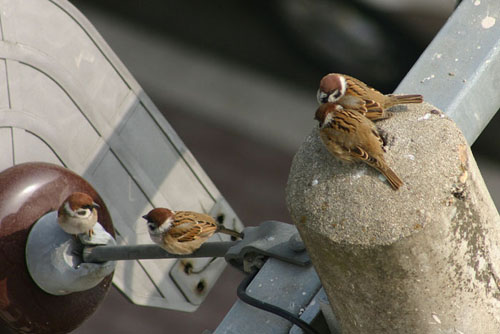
left=25, top=212, right=116, bottom=295
left=225, top=220, right=310, bottom=272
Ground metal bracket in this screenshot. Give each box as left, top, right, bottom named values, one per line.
left=225, top=220, right=310, bottom=272
left=289, top=288, right=340, bottom=334
left=25, top=211, right=116, bottom=295
left=170, top=257, right=227, bottom=305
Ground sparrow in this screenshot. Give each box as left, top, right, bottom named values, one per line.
left=315, top=103, right=403, bottom=190
left=57, top=192, right=100, bottom=237
left=317, top=73, right=423, bottom=121
left=142, top=208, right=242, bottom=255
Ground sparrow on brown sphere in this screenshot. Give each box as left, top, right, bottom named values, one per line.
left=57, top=192, right=100, bottom=237
left=142, top=208, right=242, bottom=255
left=315, top=102, right=403, bottom=190
left=317, top=73, right=423, bottom=121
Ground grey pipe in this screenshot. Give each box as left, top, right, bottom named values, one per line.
left=82, top=241, right=239, bottom=262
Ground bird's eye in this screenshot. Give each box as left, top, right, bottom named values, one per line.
left=77, top=210, right=87, bottom=216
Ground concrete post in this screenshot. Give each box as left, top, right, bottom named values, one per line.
left=286, top=102, right=500, bottom=333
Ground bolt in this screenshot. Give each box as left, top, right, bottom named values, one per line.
left=196, top=280, right=206, bottom=294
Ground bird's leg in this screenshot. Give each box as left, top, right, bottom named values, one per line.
left=376, top=127, right=389, bottom=150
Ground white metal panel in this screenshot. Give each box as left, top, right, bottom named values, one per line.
left=0, top=59, right=9, bottom=109
left=117, top=103, right=214, bottom=211
left=12, top=127, right=63, bottom=166
left=0, top=0, right=243, bottom=311
left=7, top=60, right=101, bottom=169
left=0, top=128, right=13, bottom=171
left=1, top=0, right=130, bottom=125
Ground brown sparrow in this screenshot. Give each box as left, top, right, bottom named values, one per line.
left=315, top=103, right=403, bottom=190
left=317, top=73, right=423, bottom=121
left=142, top=208, right=242, bottom=255
left=57, top=192, right=100, bottom=237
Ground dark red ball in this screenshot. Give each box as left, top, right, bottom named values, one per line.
left=0, top=162, right=114, bottom=333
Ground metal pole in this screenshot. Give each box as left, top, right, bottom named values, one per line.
left=82, top=241, right=239, bottom=263
left=395, top=0, right=500, bottom=145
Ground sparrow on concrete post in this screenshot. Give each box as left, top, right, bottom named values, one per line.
left=317, top=73, right=423, bottom=121
left=315, top=102, right=403, bottom=190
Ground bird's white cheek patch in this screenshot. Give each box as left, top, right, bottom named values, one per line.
left=328, top=94, right=337, bottom=103
left=158, top=217, right=174, bottom=234
left=340, top=77, right=347, bottom=95
left=322, top=113, right=334, bottom=128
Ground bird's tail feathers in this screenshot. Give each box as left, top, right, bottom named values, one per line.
left=377, top=165, right=403, bottom=190
left=387, top=94, right=423, bottom=104
left=217, top=226, right=243, bottom=239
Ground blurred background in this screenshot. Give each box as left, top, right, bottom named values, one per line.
left=67, top=0, right=500, bottom=333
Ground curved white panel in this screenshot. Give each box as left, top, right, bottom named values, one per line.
left=0, top=0, right=243, bottom=311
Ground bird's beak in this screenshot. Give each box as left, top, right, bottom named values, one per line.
left=142, top=215, right=148, bottom=220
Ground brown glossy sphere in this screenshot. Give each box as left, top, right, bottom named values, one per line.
left=0, top=162, right=114, bottom=334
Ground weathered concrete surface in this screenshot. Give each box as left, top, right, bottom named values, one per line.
left=286, top=102, right=500, bottom=333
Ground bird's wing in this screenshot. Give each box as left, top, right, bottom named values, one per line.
left=346, top=100, right=369, bottom=115
left=371, top=128, right=385, bottom=147
left=324, top=107, right=362, bottom=134
left=168, top=222, right=197, bottom=240
left=363, top=99, right=385, bottom=120
left=344, top=75, right=383, bottom=97
left=351, top=146, right=402, bottom=190
left=171, top=212, right=218, bottom=242
left=344, top=75, right=385, bottom=120
left=350, top=145, right=381, bottom=168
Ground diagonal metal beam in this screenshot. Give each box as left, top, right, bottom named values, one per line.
left=395, top=0, right=500, bottom=145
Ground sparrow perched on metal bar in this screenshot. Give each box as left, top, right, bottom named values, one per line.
left=317, top=73, right=423, bottom=121
left=57, top=192, right=100, bottom=237
left=142, top=208, right=242, bottom=255
left=315, top=102, right=403, bottom=190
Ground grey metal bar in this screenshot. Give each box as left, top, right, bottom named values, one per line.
left=82, top=241, right=238, bottom=263
left=395, top=0, right=500, bottom=145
